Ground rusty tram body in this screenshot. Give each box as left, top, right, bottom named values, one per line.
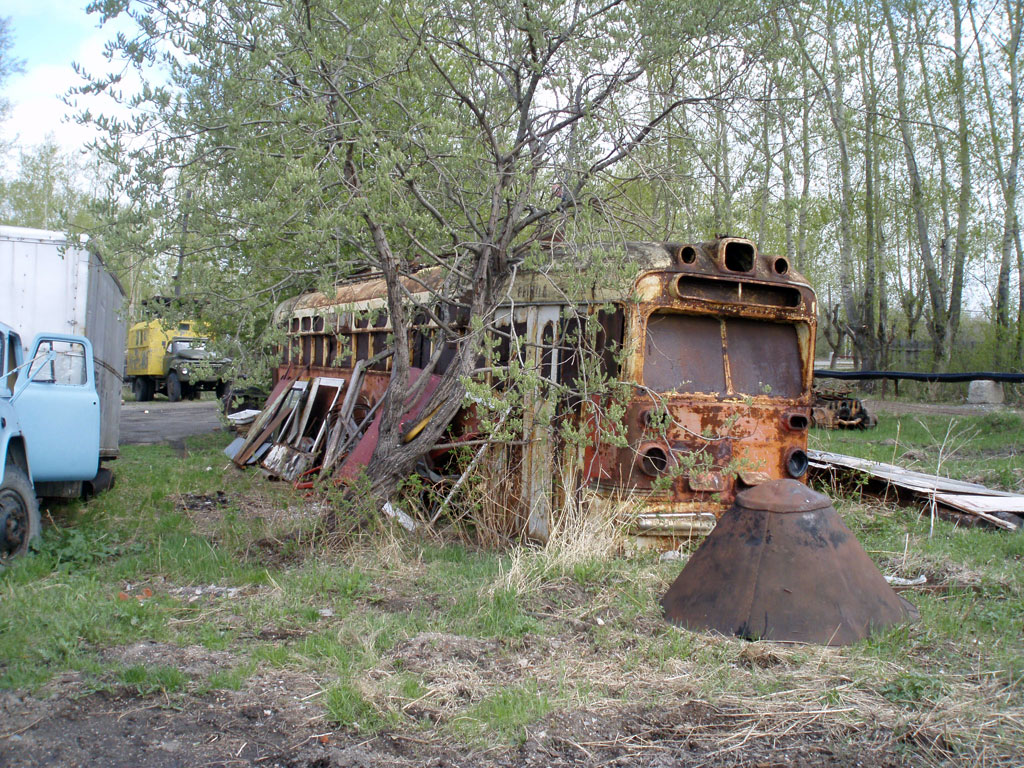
left=274, top=236, right=817, bottom=545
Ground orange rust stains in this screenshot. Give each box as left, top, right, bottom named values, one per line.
left=271, top=236, right=818, bottom=543
left=283, top=268, right=443, bottom=314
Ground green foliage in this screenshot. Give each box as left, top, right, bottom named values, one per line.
left=34, top=524, right=137, bottom=570
left=324, top=681, right=387, bottom=731
left=880, top=673, right=944, bottom=707
left=117, top=664, right=189, bottom=696
left=0, top=136, right=101, bottom=230
left=453, top=682, right=551, bottom=745
left=75, top=0, right=763, bottom=381
left=0, top=15, right=23, bottom=128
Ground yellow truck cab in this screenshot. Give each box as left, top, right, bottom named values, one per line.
left=125, top=319, right=229, bottom=402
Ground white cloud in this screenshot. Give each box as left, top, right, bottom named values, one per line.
left=2, top=13, right=140, bottom=171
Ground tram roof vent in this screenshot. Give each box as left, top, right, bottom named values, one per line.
left=718, top=238, right=757, bottom=273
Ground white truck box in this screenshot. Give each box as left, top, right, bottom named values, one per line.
left=0, top=225, right=126, bottom=459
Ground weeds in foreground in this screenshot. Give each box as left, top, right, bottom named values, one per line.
left=0, top=423, right=1021, bottom=764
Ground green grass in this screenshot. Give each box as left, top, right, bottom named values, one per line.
left=452, top=682, right=551, bottom=745
left=117, top=664, right=189, bottom=695
left=0, top=420, right=1021, bottom=764
left=810, top=409, right=1024, bottom=491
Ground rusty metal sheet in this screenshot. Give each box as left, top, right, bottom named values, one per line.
left=644, top=313, right=725, bottom=394
left=725, top=318, right=802, bottom=398
left=661, top=479, right=918, bottom=645
left=335, top=368, right=441, bottom=482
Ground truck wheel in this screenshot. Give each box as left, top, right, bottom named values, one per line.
left=133, top=377, right=154, bottom=402
left=0, top=466, right=41, bottom=564
left=167, top=372, right=182, bottom=402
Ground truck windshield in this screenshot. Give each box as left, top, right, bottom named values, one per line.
left=170, top=338, right=208, bottom=353
left=30, top=340, right=89, bottom=386
left=643, top=312, right=803, bottom=398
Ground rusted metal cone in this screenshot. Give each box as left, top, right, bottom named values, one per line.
left=660, top=479, right=919, bottom=646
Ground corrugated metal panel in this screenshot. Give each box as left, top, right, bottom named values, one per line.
left=85, top=252, right=127, bottom=456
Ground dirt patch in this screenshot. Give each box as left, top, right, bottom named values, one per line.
left=521, top=702, right=905, bottom=768
left=173, top=490, right=233, bottom=514
left=360, top=586, right=444, bottom=615
left=0, top=668, right=326, bottom=768
left=863, top=399, right=1023, bottom=418
left=392, top=632, right=504, bottom=671
left=0, top=688, right=913, bottom=768
left=100, top=641, right=235, bottom=678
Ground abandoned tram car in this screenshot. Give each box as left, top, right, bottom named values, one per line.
left=275, top=237, right=817, bottom=543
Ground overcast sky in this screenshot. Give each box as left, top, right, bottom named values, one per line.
left=1, top=0, right=132, bottom=170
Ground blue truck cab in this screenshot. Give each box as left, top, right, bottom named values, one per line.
left=1, top=320, right=101, bottom=562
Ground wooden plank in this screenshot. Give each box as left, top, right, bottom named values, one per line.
left=292, top=377, right=321, bottom=444
left=807, top=450, right=1016, bottom=497
left=322, top=362, right=367, bottom=472
left=310, top=385, right=344, bottom=455
left=232, top=372, right=299, bottom=465
left=809, top=449, right=1021, bottom=530
left=933, top=493, right=1024, bottom=514
left=234, top=384, right=303, bottom=466
left=932, top=494, right=1021, bottom=530
left=295, top=376, right=346, bottom=444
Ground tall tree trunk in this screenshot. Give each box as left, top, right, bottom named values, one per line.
left=779, top=87, right=796, bottom=263
left=972, top=0, right=1021, bottom=364
left=947, top=0, right=971, bottom=350
left=857, top=0, right=879, bottom=371
left=819, top=1, right=868, bottom=365
left=882, top=0, right=948, bottom=363
left=797, top=69, right=813, bottom=269
left=756, top=79, right=773, bottom=247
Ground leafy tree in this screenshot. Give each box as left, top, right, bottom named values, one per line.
left=0, top=17, right=22, bottom=116
left=79, top=0, right=762, bottom=516
left=0, top=135, right=96, bottom=229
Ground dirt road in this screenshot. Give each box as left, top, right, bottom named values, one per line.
left=863, top=398, right=1023, bottom=417
left=119, top=400, right=227, bottom=446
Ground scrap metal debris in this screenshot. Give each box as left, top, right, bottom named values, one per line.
left=810, top=386, right=876, bottom=429
left=660, top=479, right=919, bottom=645
left=808, top=449, right=1022, bottom=531
left=225, top=366, right=442, bottom=494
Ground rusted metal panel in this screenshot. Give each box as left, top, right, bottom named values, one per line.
left=335, top=369, right=441, bottom=482
left=644, top=314, right=726, bottom=394
left=725, top=318, right=802, bottom=398
left=661, top=480, right=919, bottom=645
left=269, top=236, right=819, bottom=544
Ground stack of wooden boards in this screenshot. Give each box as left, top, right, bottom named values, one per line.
left=225, top=363, right=376, bottom=483
left=808, top=449, right=1023, bottom=531
left=224, top=364, right=442, bottom=486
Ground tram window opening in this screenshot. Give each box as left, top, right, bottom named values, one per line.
left=644, top=313, right=725, bottom=394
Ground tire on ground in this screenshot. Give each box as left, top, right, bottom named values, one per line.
left=132, top=377, right=153, bottom=402
left=0, top=465, right=41, bottom=563
left=167, top=371, right=182, bottom=402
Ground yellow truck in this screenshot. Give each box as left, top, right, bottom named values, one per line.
left=125, top=319, right=230, bottom=402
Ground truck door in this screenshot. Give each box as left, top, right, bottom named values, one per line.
left=14, top=335, right=100, bottom=482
